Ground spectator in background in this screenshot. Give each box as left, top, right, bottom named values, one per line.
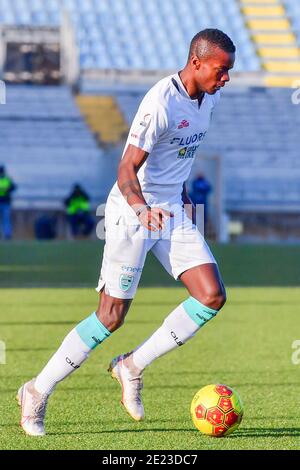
left=65, top=184, right=94, bottom=238
left=189, top=173, right=212, bottom=227
left=0, top=165, right=17, bottom=240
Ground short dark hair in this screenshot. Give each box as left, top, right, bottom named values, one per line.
left=188, top=29, right=236, bottom=60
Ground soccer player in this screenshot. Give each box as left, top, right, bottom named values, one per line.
left=18, top=29, right=235, bottom=436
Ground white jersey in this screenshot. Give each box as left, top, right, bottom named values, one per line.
left=108, top=73, right=220, bottom=220
left=98, top=73, right=219, bottom=297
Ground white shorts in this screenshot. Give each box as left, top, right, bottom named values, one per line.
left=96, top=197, right=217, bottom=299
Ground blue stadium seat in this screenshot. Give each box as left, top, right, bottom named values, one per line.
left=0, top=0, right=260, bottom=71
left=0, top=85, right=110, bottom=206
left=283, top=0, right=300, bottom=44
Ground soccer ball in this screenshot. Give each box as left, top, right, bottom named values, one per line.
left=190, top=384, right=243, bottom=437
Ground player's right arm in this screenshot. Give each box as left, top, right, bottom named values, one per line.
left=118, top=144, right=172, bottom=231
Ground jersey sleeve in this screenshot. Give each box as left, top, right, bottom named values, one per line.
left=127, top=94, right=169, bottom=153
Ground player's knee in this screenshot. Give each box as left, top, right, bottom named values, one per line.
left=214, top=291, right=226, bottom=311
left=106, top=314, right=125, bottom=332
left=197, top=287, right=226, bottom=311
left=96, top=308, right=125, bottom=332
left=96, top=296, right=131, bottom=333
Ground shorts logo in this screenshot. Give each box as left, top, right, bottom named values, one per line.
left=178, top=120, right=189, bottom=129
left=119, top=274, right=134, bottom=292
left=122, top=265, right=142, bottom=273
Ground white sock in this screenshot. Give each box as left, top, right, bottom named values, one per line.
left=34, top=328, right=91, bottom=395
left=132, top=303, right=200, bottom=371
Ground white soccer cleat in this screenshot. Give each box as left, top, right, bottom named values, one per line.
left=108, top=354, right=144, bottom=421
left=16, top=379, right=48, bottom=436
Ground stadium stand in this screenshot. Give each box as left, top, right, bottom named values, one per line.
left=0, top=0, right=260, bottom=72
left=76, top=95, right=128, bottom=144
left=1, top=0, right=299, bottom=240
left=0, top=85, right=112, bottom=207
left=240, top=0, right=300, bottom=87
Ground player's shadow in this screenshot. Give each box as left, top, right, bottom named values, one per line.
left=47, top=418, right=194, bottom=436
left=230, top=427, right=300, bottom=438
left=49, top=428, right=193, bottom=436
left=48, top=426, right=300, bottom=438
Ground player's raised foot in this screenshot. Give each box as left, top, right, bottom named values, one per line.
left=108, top=353, right=144, bottom=421
left=16, top=379, right=48, bottom=436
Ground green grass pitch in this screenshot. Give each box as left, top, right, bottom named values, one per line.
left=1, top=287, right=300, bottom=450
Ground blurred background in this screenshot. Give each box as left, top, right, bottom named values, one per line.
left=0, top=0, right=300, bottom=287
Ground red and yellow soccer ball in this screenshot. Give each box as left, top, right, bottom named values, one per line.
left=190, top=384, right=243, bottom=437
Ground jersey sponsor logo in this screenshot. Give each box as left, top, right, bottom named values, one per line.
left=178, top=119, right=189, bottom=129
left=131, top=133, right=139, bottom=139
left=122, top=265, right=143, bottom=273
left=177, top=145, right=199, bottom=159
left=119, top=274, right=134, bottom=292
left=170, top=132, right=207, bottom=146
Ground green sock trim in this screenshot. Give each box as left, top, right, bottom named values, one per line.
left=183, top=297, right=218, bottom=328
left=76, top=312, right=111, bottom=350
